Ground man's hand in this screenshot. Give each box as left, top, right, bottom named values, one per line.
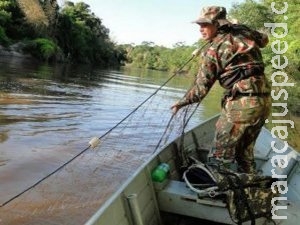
left=171, top=102, right=181, bottom=115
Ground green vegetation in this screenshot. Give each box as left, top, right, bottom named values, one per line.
left=122, top=41, right=202, bottom=74
left=23, top=38, right=60, bottom=61
left=0, top=26, right=10, bottom=46
left=0, top=0, right=124, bottom=65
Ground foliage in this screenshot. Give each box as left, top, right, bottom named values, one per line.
left=0, top=25, right=10, bottom=45
left=55, top=1, right=121, bottom=65
left=0, top=0, right=125, bottom=66
left=0, top=0, right=37, bottom=40
left=40, top=0, right=59, bottom=37
left=0, top=0, right=12, bottom=25
left=229, top=0, right=274, bottom=30
left=16, top=0, right=49, bottom=35
left=123, top=41, right=201, bottom=75
left=0, top=0, right=13, bottom=44
left=23, top=38, right=58, bottom=61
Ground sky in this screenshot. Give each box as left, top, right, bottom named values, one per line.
left=67, top=0, right=244, bottom=48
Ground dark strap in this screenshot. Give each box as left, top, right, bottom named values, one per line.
left=242, top=66, right=264, bottom=79
left=221, top=91, right=270, bottom=108
left=219, top=65, right=264, bottom=89
left=236, top=92, right=270, bottom=97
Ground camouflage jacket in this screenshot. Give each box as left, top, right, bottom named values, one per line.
left=178, top=24, right=271, bottom=107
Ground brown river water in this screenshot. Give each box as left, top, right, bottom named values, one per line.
left=0, top=56, right=221, bottom=224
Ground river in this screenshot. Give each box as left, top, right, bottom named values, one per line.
left=0, top=56, right=221, bottom=224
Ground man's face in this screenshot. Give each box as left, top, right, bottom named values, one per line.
left=198, top=23, right=218, bottom=41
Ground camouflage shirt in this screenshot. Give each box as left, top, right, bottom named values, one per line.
left=178, top=25, right=270, bottom=107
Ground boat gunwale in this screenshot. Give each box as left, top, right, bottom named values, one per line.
left=85, top=114, right=300, bottom=225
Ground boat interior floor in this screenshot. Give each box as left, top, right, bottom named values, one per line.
left=161, top=212, right=227, bottom=225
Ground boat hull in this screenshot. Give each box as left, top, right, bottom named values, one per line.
left=86, top=115, right=300, bottom=225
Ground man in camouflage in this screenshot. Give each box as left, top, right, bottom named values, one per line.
left=171, top=6, right=271, bottom=173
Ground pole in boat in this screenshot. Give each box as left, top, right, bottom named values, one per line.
left=127, top=194, right=144, bottom=225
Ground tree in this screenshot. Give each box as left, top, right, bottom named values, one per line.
left=229, top=0, right=274, bottom=30
left=16, top=0, right=49, bottom=35
left=40, top=0, right=60, bottom=38
left=56, top=1, right=119, bottom=65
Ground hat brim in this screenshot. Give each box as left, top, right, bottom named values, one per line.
left=192, top=18, right=212, bottom=24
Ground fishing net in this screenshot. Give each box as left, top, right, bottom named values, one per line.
left=0, top=66, right=202, bottom=224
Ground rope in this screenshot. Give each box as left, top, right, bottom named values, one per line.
left=97, top=53, right=196, bottom=142
left=152, top=102, right=201, bottom=168
left=153, top=114, right=175, bottom=154
left=0, top=145, right=90, bottom=207
left=177, top=100, right=201, bottom=167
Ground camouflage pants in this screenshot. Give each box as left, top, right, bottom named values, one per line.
left=210, top=95, right=271, bottom=173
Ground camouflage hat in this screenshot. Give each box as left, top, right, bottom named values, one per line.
left=193, top=6, right=227, bottom=24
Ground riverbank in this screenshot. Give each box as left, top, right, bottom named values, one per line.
left=0, top=43, right=34, bottom=59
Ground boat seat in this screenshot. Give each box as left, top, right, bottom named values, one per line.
left=155, top=179, right=235, bottom=224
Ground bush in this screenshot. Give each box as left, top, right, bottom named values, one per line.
left=23, top=38, right=59, bottom=61
left=0, top=26, right=10, bottom=46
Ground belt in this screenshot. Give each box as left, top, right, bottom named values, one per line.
left=236, top=92, right=270, bottom=97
